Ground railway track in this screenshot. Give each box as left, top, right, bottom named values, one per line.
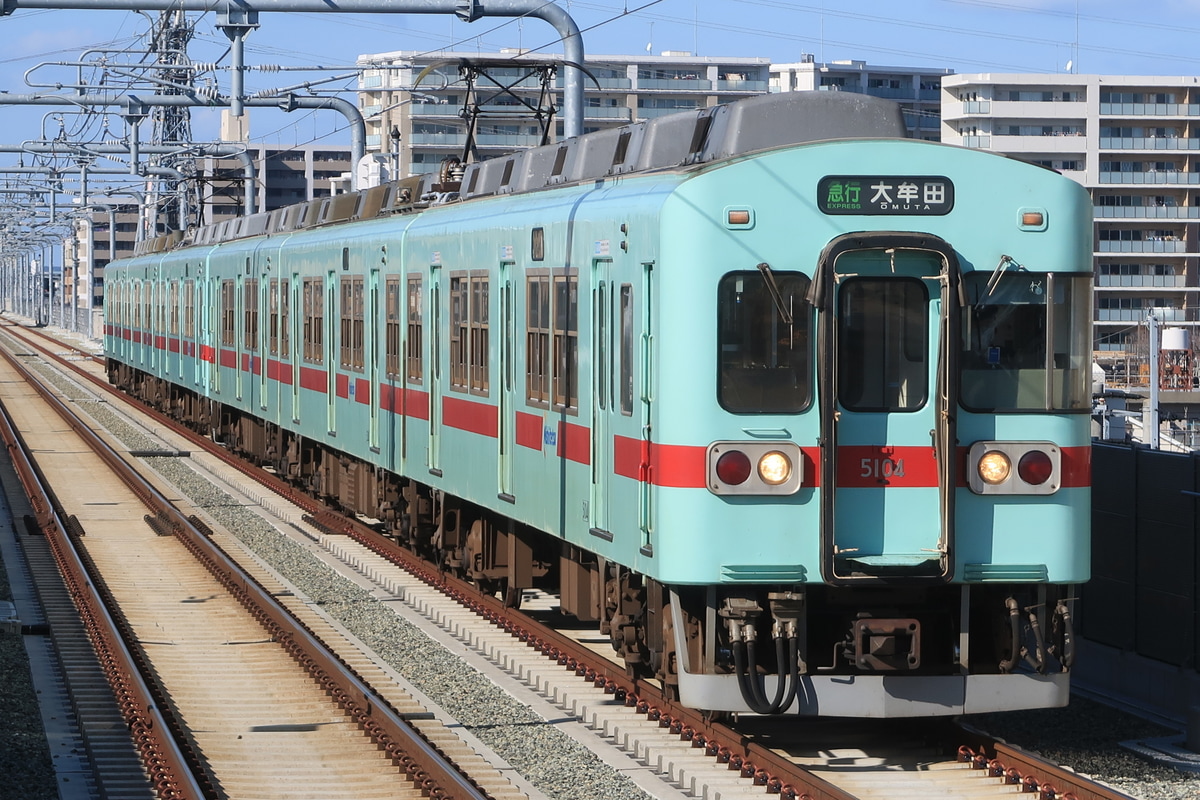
left=0, top=323, right=514, bottom=800
left=2, top=318, right=1143, bottom=800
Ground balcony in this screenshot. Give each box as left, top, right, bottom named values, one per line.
left=1100, top=137, right=1200, bottom=150
left=1098, top=308, right=1188, bottom=322
left=716, top=79, right=768, bottom=92
left=556, top=76, right=632, bottom=90
left=991, top=134, right=1084, bottom=153
left=1095, top=206, right=1200, bottom=219
left=411, top=103, right=460, bottom=117
left=1097, top=274, right=1187, bottom=287
left=960, top=135, right=991, bottom=148
left=584, top=106, right=634, bottom=121
left=1099, top=171, right=1200, bottom=184
left=636, top=106, right=701, bottom=119
left=1097, top=240, right=1188, bottom=253
left=636, top=78, right=712, bottom=91
left=1100, top=103, right=1200, bottom=116
left=410, top=132, right=467, bottom=146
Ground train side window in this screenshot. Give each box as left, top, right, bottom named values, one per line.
left=553, top=273, right=578, bottom=411
left=279, top=279, right=290, bottom=359
left=339, top=276, right=364, bottom=371
left=449, top=274, right=468, bottom=390
left=717, top=271, right=811, bottom=414
left=406, top=276, right=423, bottom=383
left=243, top=279, right=259, bottom=351
left=221, top=279, right=235, bottom=347
left=169, top=283, right=179, bottom=336
left=303, top=277, right=323, bottom=364
left=470, top=273, right=490, bottom=395
left=269, top=279, right=280, bottom=355
left=532, top=227, right=545, bottom=262
left=385, top=276, right=401, bottom=377
left=597, top=282, right=607, bottom=411
left=619, top=283, right=634, bottom=415
left=526, top=272, right=550, bottom=406
left=183, top=280, right=194, bottom=338
left=154, top=283, right=163, bottom=336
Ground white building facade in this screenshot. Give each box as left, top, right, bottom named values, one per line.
left=943, top=74, right=1200, bottom=356
left=356, top=50, right=772, bottom=177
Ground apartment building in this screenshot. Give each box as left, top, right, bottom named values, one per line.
left=771, top=55, right=950, bottom=140
left=942, top=74, right=1200, bottom=358
left=356, top=50, right=772, bottom=176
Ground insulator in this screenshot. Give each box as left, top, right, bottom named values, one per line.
left=256, top=64, right=281, bottom=72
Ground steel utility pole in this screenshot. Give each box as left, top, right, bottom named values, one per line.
left=149, top=9, right=200, bottom=231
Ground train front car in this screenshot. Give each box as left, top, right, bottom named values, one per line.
left=651, top=103, right=1093, bottom=717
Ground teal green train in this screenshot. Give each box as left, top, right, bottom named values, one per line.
left=104, top=91, right=1093, bottom=717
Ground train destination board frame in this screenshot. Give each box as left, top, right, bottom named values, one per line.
left=818, top=175, right=954, bottom=215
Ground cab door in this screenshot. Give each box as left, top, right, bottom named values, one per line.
left=814, top=234, right=958, bottom=583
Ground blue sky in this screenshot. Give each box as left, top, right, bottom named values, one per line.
left=3, top=0, right=1200, bottom=151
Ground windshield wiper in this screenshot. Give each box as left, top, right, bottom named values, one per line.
left=756, top=261, right=793, bottom=326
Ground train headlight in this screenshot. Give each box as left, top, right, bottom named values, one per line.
left=968, top=441, right=1061, bottom=495
left=758, top=451, right=792, bottom=485
left=707, top=441, right=802, bottom=496
left=977, top=451, right=1011, bottom=485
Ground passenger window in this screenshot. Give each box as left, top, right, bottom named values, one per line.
left=717, top=271, right=811, bottom=413
left=619, top=284, right=634, bottom=415
left=837, top=278, right=927, bottom=412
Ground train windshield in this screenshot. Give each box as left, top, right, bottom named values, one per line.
left=717, top=271, right=812, bottom=413
left=960, top=272, right=1091, bottom=412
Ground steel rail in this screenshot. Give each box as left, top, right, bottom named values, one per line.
left=0, top=328, right=495, bottom=800
left=956, top=731, right=1140, bottom=800
left=0, top=346, right=211, bottom=800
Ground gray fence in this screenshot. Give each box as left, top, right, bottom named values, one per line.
left=1085, top=443, right=1198, bottom=669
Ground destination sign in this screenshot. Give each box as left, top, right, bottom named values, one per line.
left=818, top=175, right=954, bottom=216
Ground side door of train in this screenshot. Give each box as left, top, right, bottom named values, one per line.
left=814, top=233, right=958, bottom=583
left=595, top=260, right=654, bottom=552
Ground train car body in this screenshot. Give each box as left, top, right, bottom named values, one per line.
left=105, top=92, right=1093, bottom=718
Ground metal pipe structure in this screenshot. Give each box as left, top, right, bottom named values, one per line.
left=0, top=92, right=363, bottom=189
left=2, top=141, right=259, bottom=214
left=0, top=0, right=586, bottom=137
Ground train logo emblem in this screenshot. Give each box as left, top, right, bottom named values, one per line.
left=818, top=175, right=954, bottom=215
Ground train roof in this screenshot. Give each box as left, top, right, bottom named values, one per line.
left=134, top=91, right=907, bottom=258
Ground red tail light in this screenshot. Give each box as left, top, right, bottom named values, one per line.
left=1018, top=450, right=1054, bottom=486
left=715, top=450, right=752, bottom=485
